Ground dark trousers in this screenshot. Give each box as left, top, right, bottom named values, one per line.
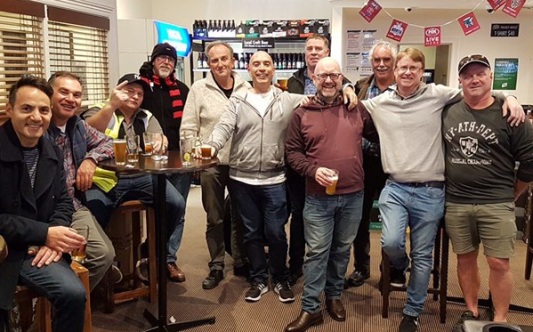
left=286, top=166, right=306, bottom=274
left=352, top=154, right=387, bottom=273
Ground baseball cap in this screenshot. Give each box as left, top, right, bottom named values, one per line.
left=458, top=54, right=491, bottom=74
left=150, top=42, right=178, bottom=63
left=117, top=73, right=149, bottom=89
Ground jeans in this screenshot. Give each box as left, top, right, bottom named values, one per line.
left=286, top=166, right=306, bottom=274
left=352, top=154, right=387, bottom=273
left=228, top=179, right=288, bottom=284
left=379, top=180, right=444, bottom=317
left=167, top=173, right=192, bottom=264
left=71, top=207, right=114, bottom=290
left=302, top=191, right=363, bottom=313
left=84, top=174, right=185, bottom=263
left=201, top=166, right=246, bottom=271
left=19, top=258, right=86, bottom=332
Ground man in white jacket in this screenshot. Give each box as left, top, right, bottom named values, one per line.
left=181, top=41, right=250, bottom=289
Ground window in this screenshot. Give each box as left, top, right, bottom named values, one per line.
left=48, top=20, right=109, bottom=107
left=0, top=9, right=44, bottom=113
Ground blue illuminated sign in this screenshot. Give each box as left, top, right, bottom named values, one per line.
left=153, top=20, right=191, bottom=57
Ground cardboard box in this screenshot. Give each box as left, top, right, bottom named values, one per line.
left=287, top=20, right=300, bottom=38
left=272, top=20, right=288, bottom=38
left=260, top=20, right=274, bottom=38
left=245, top=20, right=260, bottom=38
left=314, top=19, right=330, bottom=35
left=299, top=19, right=315, bottom=38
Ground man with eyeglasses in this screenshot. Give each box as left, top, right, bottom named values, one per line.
left=443, top=55, right=533, bottom=328
left=286, top=34, right=356, bottom=286
left=284, top=57, right=377, bottom=332
left=360, top=48, right=524, bottom=332
left=83, top=74, right=187, bottom=283
left=139, top=42, right=192, bottom=280
left=346, top=40, right=396, bottom=289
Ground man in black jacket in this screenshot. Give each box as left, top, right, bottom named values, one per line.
left=0, top=76, right=86, bottom=332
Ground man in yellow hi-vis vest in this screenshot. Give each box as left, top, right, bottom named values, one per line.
left=83, top=74, right=187, bottom=283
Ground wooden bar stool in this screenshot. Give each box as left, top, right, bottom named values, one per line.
left=103, top=200, right=157, bottom=313
left=380, top=221, right=449, bottom=323
left=12, top=261, right=92, bottom=332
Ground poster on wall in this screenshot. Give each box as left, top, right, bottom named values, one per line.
left=492, top=58, right=518, bottom=90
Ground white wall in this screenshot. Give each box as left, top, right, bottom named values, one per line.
left=341, top=8, right=533, bottom=103
left=116, top=0, right=334, bottom=85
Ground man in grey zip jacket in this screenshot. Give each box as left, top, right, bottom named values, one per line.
left=207, top=51, right=304, bottom=303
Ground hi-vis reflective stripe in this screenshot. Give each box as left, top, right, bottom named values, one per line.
left=104, top=113, right=123, bottom=139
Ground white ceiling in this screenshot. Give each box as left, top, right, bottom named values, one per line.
left=330, top=0, right=533, bottom=9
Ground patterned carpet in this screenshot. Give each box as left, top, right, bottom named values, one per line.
left=91, top=187, right=533, bottom=332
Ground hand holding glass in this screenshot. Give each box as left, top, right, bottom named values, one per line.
left=151, top=133, right=167, bottom=161
left=71, top=225, right=89, bottom=264
left=325, top=169, right=339, bottom=195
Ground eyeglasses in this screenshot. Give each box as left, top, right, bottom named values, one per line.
left=155, top=55, right=176, bottom=64
left=396, top=65, right=422, bottom=74
left=315, top=73, right=342, bottom=81
left=372, top=57, right=393, bottom=64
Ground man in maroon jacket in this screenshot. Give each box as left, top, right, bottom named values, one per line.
left=284, top=57, right=376, bottom=332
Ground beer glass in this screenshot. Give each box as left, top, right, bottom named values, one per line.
left=325, top=169, right=339, bottom=195
left=151, top=133, right=167, bottom=161
left=126, top=134, right=140, bottom=163
left=143, top=132, right=154, bottom=156
left=180, top=136, right=194, bottom=167
left=113, top=139, right=127, bottom=165
left=71, top=225, right=89, bottom=264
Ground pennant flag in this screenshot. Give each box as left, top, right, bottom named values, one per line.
left=359, top=0, right=382, bottom=23
left=424, top=26, right=442, bottom=47
left=386, top=20, right=408, bottom=42
left=458, top=12, right=481, bottom=36
left=487, top=0, right=506, bottom=10
left=502, top=0, right=525, bottom=18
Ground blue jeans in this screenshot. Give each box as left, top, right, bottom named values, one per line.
left=302, top=191, right=363, bottom=313
left=379, top=180, right=444, bottom=317
left=84, top=174, right=185, bottom=263
left=167, top=173, right=192, bottom=263
left=228, top=179, right=288, bottom=284
left=19, top=258, right=86, bottom=332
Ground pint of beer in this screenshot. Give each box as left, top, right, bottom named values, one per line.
left=71, top=225, right=89, bottom=264
left=200, top=145, right=212, bottom=160
left=325, top=169, right=339, bottom=195
left=113, top=139, right=127, bottom=165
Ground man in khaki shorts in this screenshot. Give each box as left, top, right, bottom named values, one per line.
left=442, top=54, right=533, bottom=329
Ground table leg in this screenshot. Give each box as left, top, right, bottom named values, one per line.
left=143, top=173, right=215, bottom=332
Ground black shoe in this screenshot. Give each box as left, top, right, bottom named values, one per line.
left=399, top=314, right=419, bottom=332
left=453, top=310, right=478, bottom=332
left=390, top=267, right=406, bottom=287
left=202, top=269, right=224, bottom=290
left=233, top=264, right=250, bottom=278
left=244, top=282, right=268, bottom=302
left=344, top=270, right=370, bottom=288
left=288, top=269, right=303, bottom=286
left=274, top=281, right=295, bottom=303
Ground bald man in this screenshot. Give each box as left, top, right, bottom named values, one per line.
left=284, top=57, right=376, bottom=332
left=207, top=51, right=304, bottom=303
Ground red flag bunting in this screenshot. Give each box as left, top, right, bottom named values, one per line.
left=359, top=0, right=382, bottom=23
left=486, top=0, right=506, bottom=10
left=502, top=0, right=525, bottom=18
left=386, top=19, right=408, bottom=42
left=457, top=12, right=481, bottom=36
left=424, top=26, right=442, bottom=47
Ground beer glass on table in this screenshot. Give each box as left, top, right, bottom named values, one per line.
left=113, top=139, right=127, bottom=165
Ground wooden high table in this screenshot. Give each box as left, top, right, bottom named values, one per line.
left=100, top=151, right=217, bottom=332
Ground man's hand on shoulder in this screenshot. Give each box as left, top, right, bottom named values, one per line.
left=342, top=84, right=358, bottom=110
left=76, top=158, right=97, bottom=191
left=503, top=95, right=525, bottom=126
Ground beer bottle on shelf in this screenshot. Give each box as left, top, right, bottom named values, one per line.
left=296, top=53, right=303, bottom=69
left=197, top=52, right=203, bottom=69
left=202, top=52, right=208, bottom=68
left=283, top=53, right=288, bottom=70
left=202, top=20, right=208, bottom=37
left=273, top=53, right=279, bottom=69
left=239, top=53, right=245, bottom=69
left=233, top=53, right=239, bottom=69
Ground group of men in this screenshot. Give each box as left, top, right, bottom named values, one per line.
left=1, top=33, right=532, bottom=332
